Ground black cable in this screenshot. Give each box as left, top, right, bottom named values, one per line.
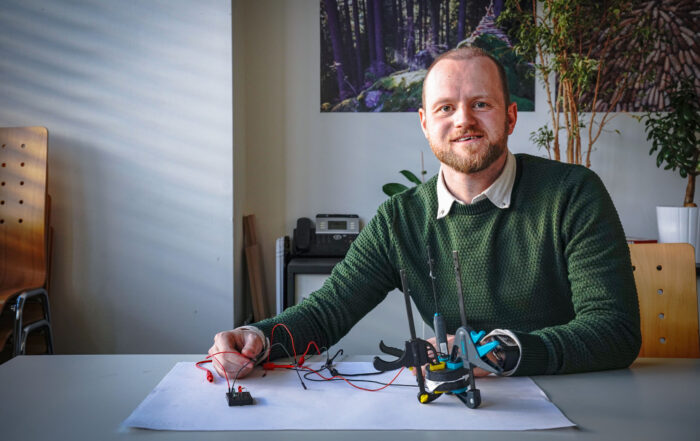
left=230, top=358, right=254, bottom=393
left=267, top=344, right=417, bottom=389
left=303, top=374, right=417, bottom=388
left=302, top=365, right=418, bottom=388
left=269, top=342, right=294, bottom=359
left=326, top=369, right=396, bottom=378
left=268, top=342, right=309, bottom=389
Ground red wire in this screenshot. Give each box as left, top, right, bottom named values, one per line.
left=266, top=324, right=408, bottom=391
left=207, top=353, right=231, bottom=389
left=199, top=324, right=408, bottom=394
left=197, top=350, right=251, bottom=391
left=299, top=340, right=323, bottom=365
left=195, top=360, right=214, bottom=382
left=268, top=323, right=299, bottom=363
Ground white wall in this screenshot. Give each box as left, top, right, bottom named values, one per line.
left=236, top=0, right=691, bottom=328
left=0, top=0, right=234, bottom=353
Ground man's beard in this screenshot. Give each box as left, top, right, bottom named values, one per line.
left=429, top=123, right=508, bottom=174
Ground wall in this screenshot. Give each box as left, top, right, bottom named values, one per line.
left=236, top=0, right=691, bottom=335
left=0, top=0, right=234, bottom=353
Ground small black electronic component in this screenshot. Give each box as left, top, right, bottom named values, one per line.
left=226, top=390, right=254, bottom=406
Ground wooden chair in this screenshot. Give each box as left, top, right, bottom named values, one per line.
left=0, top=127, right=54, bottom=357
left=629, top=243, right=699, bottom=358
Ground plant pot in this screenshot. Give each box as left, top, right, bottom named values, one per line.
left=656, top=206, right=700, bottom=263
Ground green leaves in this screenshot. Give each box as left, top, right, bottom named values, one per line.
left=383, top=169, right=425, bottom=197
left=640, top=76, right=700, bottom=204
left=530, top=125, right=555, bottom=153
left=399, top=169, right=422, bottom=185
left=382, top=183, right=409, bottom=196
left=499, top=0, right=662, bottom=168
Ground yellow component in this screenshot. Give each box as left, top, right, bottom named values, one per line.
left=429, top=362, right=446, bottom=371
left=419, top=394, right=429, bottom=403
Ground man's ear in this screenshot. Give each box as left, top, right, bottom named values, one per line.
left=506, top=101, right=518, bottom=135
left=419, top=108, right=429, bottom=138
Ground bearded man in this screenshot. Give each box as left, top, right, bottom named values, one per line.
left=209, top=47, right=641, bottom=379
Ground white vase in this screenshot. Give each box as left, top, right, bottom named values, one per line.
left=656, top=206, right=700, bottom=263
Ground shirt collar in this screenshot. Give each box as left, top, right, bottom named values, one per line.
left=436, top=150, right=516, bottom=219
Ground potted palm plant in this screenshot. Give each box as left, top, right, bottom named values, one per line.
left=639, top=76, right=700, bottom=262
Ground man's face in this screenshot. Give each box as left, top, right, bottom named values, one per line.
left=419, top=57, right=517, bottom=175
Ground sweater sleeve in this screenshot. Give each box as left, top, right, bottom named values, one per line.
left=512, top=168, right=641, bottom=376
left=254, top=201, right=399, bottom=359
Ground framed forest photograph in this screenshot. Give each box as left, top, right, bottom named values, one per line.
left=320, top=0, right=534, bottom=112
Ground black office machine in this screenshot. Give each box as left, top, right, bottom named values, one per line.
left=292, top=214, right=360, bottom=258
left=279, top=215, right=361, bottom=310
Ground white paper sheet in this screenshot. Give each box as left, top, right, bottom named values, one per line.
left=123, top=361, right=575, bottom=431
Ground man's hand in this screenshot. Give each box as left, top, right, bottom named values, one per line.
left=425, top=334, right=491, bottom=377
left=208, top=328, right=264, bottom=379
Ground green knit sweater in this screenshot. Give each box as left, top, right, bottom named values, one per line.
left=256, top=154, right=641, bottom=375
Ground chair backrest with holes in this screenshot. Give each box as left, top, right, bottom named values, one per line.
left=0, top=127, right=48, bottom=295
left=629, top=243, right=699, bottom=358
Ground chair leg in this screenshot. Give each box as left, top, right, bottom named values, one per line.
left=13, top=288, right=54, bottom=356
left=19, top=320, right=53, bottom=355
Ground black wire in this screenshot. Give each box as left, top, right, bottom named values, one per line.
left=266, top=344, right=417, bottom=388
left=326, top=370, right=393, bottom=378
left=230, top=358, right=254, bottom=393
left=268, top=342, right=310, bottom=389
left=269, top=342, right=294, bottom=359
left=302, top=365, right=418, bottom=388
left=269, top=341, right=298, bottom=364
left=319, top=348, right=405, bottom=378
left=268, top=342, right=324, bottom=364
left=325, top=348, right=342, bottom=365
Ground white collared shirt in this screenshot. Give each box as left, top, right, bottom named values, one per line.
left=436, top=150, right=516, bottom=219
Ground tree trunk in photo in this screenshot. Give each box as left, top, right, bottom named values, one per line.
left=467, top=0, right=487, bottom=31
left=341, top=0, right=358, bottom=90
left=423, top=0, right=429, bottom=49
left=396, top=0, right=404, bottom=62
left=392, top=0, right=401, bottom=63
left=397, top=0, right=404, bottom=35
left=361, top=0, right=370, bottom=70
left=418, top=0, right=424, bottom=49
left=405, top=0, right=415, bottom=60
left=324, top=0, right=351, bottom=100
left=372, top=0, right=388, bottom=76
left=457, top=0, right=466, bottom=41
left=429, top=0, right=440, bottom=46
left=443, top=0, right=450, bottom=47
left=351, top=0, right=365, bottom=87
left=366, top=0, right=377, bottom=68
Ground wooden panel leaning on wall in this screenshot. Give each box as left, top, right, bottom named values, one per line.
left=243, top=214, right=270, bottom=322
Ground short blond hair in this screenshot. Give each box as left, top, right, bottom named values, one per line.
left=421, top=46, right=511, bottom=109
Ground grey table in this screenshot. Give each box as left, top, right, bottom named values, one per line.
left=0, top=355, right=698, bottom=441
